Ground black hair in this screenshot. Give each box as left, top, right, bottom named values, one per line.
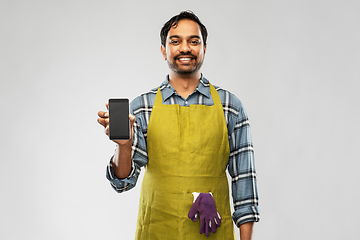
left=160, top=10, right=208, bottom=47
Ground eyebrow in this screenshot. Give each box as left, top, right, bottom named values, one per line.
left=169, top=35, right=201, bottom=39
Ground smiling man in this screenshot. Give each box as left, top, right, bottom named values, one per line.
left=162, top=18, right=205, bottom=75
left=98, top=11, right=259, bottom=240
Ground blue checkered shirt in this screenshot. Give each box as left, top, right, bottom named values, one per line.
left=106, top=75, right=260, bottom=226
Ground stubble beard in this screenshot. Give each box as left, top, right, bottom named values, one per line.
left=167, top=56, right=204, bottom=75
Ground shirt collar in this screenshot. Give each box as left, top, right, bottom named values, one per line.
left=160, top=74, right=211, bottom=101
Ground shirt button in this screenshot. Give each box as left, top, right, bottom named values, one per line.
left=185, top=101, right=188, bottom=105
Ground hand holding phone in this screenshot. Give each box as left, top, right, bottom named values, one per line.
left=108, top=99, right=130, bottom=140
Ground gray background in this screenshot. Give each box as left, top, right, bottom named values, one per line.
left=1, top=0, right=359, bottom=239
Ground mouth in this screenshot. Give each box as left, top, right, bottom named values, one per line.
left=178, top=57, right=192, bottom=61
left=175, top=55, right=196, bottom=64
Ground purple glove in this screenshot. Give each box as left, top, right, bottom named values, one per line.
left=188, top=192, right=221, bottom=237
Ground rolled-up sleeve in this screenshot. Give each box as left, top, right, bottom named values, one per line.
left=106, top=156, right=141, bottom=192
left=228, top=105, right=260, bottom=227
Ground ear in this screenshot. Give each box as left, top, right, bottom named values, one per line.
left=161, top=45, right=167, bottom=60
left=204, top=44, right=207, bottom=55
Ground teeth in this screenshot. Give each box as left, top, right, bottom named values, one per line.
left=179, top=58, right=192, bottom=61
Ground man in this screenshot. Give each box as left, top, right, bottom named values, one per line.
left=98, top=11, right=259, bottom=240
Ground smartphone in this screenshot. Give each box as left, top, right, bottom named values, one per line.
left=108, top=98, right=130, bottom=140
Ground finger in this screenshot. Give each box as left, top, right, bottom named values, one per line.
left=98, top=110, right=108, bottom=118
left=105, top=102, right=109, bottom=110
left=205, top=219, right=210, bottom=237
left=190, top=213, right=198, bottom=222
left=188, top=206, right=198, bottom=221
left=214, top=215, right=221, bottom=227
left=97, top=116, right=109, bottom=127
left=97, top=118, right=107, bottom=127
left=200, top=217, right=205, bottom=235
left=188, top=205, right=196, bottom=219
left=105, top=125, right=109, bottom=136
left=210, top=219, right=217, bottom=233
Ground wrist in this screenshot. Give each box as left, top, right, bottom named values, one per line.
left=117, top=141, right=132, bottom=151
left=112, top=143, right=132, bottom=179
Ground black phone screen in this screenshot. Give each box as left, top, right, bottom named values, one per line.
left=108, top=98, right=130, bottom=140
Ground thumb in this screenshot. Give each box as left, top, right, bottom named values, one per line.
left=129, top=114, right=136, bottom=125
left=129, top=114, right=136, bottom=129
left=188, top=205, right=199, bottom=222
left=129, top=114, right=136, bottom=139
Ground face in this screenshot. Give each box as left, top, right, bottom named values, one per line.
left=161, top=19, right=206, bottom=76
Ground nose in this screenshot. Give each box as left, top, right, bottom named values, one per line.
left=179, top=41, right=191, bottom=53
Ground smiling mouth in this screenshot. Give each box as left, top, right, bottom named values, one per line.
left=176, top=56, right=196, bottom=64
left=178, top=57, right=192, bottom=61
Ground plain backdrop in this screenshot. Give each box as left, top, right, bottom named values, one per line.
left=1, top=0, right=359, bottom=239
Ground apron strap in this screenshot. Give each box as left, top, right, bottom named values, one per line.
left=154, top=88, right=163, bottom=105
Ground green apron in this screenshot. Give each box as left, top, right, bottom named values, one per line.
left=135, top=83, right=235, bottom=240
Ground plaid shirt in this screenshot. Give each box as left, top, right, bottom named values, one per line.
left=106, top=75, right=260, bottom=226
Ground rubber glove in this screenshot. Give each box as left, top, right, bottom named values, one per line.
left=188, top=192, right=221, bottom=237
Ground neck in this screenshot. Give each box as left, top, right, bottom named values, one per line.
left=168, top=71, right=201, bottom=99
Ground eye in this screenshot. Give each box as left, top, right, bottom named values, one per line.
left=190, top=40, right=200, bottom=45
left=170, top=39, right=180, bottom=45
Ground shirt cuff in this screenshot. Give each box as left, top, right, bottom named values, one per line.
left=232, top=206, right=260, bottom=227
left=106, top=156, right=136, bottom=192
left=108, top=156, right=136, bottom=180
